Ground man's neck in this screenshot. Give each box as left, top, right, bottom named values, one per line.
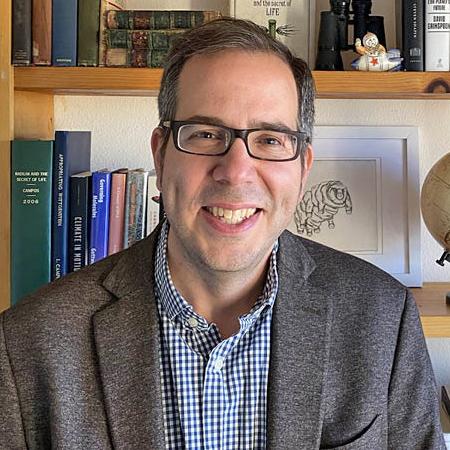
left=167, top=249, right=269, bottom=339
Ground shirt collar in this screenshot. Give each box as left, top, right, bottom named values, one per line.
left=154, top=220, right=278, bottom=328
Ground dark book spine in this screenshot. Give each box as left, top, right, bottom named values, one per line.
left=52, top=0, right=78, bottom=66
left=402, top=0, right=424, bottom=71
left=32, top=0, right=52, bottom=65
left=105, top=48, right=168, bottom=67
left=77, top=0, right=101, bottom=66
left=69, top=173, right=91, bottom=272
left=89, top=171, right=112, bottom=264
left=106, top=10, right=221, bottom=30
left=12, top=0, right=32, bottom=65
left=123, top=170, right=148, bottom=249
left=106, top=29, right=184, bottom=49
left=11, top=140, right=53, bottom=304
left=52, top=131, right=91, bottom=279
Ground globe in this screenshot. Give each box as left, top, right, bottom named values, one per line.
left=421, top=152, right=450, bottom=266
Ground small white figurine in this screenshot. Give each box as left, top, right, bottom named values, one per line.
left=351, top=32, right=402, bottom=71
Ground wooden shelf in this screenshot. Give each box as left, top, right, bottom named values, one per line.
left=412, top=283, right=450, bottom=338
left=14, top=67, right=450, bottom=99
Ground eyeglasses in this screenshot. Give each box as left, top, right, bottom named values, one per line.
left=162, top=120, right=306, bottom=162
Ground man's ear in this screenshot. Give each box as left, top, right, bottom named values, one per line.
left=151, top=127, right=167, bottom=191
left=298, top=144, right=314, bottom=203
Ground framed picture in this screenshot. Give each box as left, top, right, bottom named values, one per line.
left=230, top=0, right=315, bottom=66
left=287, top=126, right=422, bottom=287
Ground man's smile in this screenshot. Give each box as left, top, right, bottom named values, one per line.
left=204, top=206, right=259, bottom=224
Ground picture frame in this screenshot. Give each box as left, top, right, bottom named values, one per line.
left=287, top=126, right=422, bottom=287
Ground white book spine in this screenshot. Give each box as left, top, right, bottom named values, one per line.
left=425, top=0, right=450, bottom=71
left=146, top=171, right=160, bottom=236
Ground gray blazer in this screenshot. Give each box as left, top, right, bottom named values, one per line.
left=0, top=229, right=445, bottom=449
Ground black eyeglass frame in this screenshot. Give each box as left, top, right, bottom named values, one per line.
left=161, top=120, right=307, bottom=162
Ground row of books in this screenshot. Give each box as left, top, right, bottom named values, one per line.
left=401, top=0, right=450, bottom=71
left=10, top=134, right=160, bottom=305
left=12, top=2, right=221, bottom=67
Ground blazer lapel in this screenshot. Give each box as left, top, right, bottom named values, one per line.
left=267, top=232, right=332, bottom=450
left=93, top=231, right=165, bottom=450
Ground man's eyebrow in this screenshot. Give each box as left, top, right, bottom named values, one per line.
left=184, top=116, right=296, bottom=132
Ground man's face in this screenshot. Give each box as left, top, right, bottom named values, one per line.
left=152, top=50, right=313, bottom=277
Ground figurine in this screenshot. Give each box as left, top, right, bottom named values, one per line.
left=351, top=32, right=402, bottom=71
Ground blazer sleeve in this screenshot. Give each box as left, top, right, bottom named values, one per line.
left=387, top=290, right=446, bottom=449
left=0, top=313, right=27, bottom=449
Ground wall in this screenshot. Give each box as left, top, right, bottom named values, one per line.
left=54, top=95, right=450, bottom=388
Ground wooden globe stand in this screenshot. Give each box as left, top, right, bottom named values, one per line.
left=436, top=250, right=450, bottom=304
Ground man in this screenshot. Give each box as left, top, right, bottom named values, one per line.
left=0, top=17, right=445, bottom=450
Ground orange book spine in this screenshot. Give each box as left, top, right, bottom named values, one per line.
left=32, top=0, right=52, bottom=65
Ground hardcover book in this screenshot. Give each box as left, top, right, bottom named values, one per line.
left=425, top=0, right=450, bottom=71
left=99, top=0, right=126, bottom=67
left=105, top=48, right=168, bottom=67
left=402, top=0, right=424, bottom=71
left=108, top=169, right=128, bottom=256
left=69, top=171, right=92, bottom=272
left=231, top=0, right=312, bottom=64
left=106, top=10, right=222, bottom=30
left=52, top=131, right=91, bottom=280
left=123, top=169, right=148, bottom=249
left=32, top=0, right=52, bottom=65
left=11, top=140, right=53, bottom=304
left=52, top=0, right=78, bottom=66
left=77, top=0, right=101, bottom=66
left=146, top=169, right=160, bottom=236
left=12, top=0, right=32, bottom=65
left=89, top=169, right=112, bottom=264
left=105, top=29, right=185, bottom=49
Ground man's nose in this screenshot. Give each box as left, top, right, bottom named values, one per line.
left=211, top=137, right=258, bottom=185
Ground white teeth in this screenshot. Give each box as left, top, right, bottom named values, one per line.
left=206, top=207, right=257, bottom=224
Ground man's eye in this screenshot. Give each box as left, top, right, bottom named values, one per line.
left=193, top=131, right=219, bottom=139
left=259, top=136, right=282, bottom=146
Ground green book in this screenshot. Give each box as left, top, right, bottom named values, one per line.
left=11, top=140, right=53, bottom=305
left=77, top=0, right=101, bottom=66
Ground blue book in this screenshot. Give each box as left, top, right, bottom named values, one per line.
left=52, top=0, right=78, bottom=66
left=89, top=169, right=112, bottom=264
left=52, top=131, right=91, bottom=279
left=69, top=171, right=92, bottom=273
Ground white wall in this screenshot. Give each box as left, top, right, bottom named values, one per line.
left=54, top=95, right=450, bottom=388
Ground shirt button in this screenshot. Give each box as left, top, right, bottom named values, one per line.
left=214, top=356, right=225, bottom=372
left=188, top=317, right=199, bottom=328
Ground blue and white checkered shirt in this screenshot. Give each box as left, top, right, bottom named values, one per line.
left=154, top=221, right=278, bottom=449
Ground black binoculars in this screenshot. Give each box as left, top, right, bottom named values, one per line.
left=315, top=0, right=386, bottom=70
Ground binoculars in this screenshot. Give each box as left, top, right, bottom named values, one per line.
left=316, top=0, right=386, bottom=70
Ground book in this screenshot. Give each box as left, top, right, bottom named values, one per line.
left=77, top=0, right=101, bottom=66
left=69, top=171, right=92, bottom=272
left=105, top=29, right=185, bottom=49
left=98, top=0, right=126, bottom=67
left=425, top=0, right=450, bottom=71
left=443, top=385, right=450, bottom=418
left=231, top=0, right=311, bottom=64
left=11, top=140, right=53, bottom=304
left=105, top=48, right=168, bottom=67
left=32, top=0, right=52, bottom=65
left=12, top=0, right=32, bottom=65
left=52, top=0, right=78, bottom=66
left=123, top=169, right=148, bottom=249
left=89, top=169, right=112, bottom=264
left=52, top=131, right=91, bottom=280
left=401, top=0, right=424, bottom=71
left=108, top=169, right=128, bottom=256
left=146, top=169, right=160, bottom=236
left=106, top=10, right=222, bottom=30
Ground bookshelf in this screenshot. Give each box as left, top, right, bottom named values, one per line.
left=3, top=3, right=450, bottom=338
